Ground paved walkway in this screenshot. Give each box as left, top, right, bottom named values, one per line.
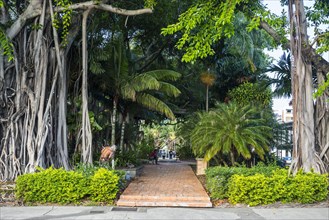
left=117, top=162, right=212, bottom=207
left=2, top=206, right=329, bottom=219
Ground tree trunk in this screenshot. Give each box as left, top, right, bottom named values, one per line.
left=0, top=1, right=74, bottom=180
left=80, top=9, right=93, bottom=164
left=111, top=96, right=118, bottom=146
left=119, top=112, right=127, bottom=151
left=230, top=151, right=235, bottom=166
left=110, top=96, right=118, bottom=169
left=288, top=0, right=325, bottom=174
left=315, top=70, right=329, bottom=172
left=206, top=85, right=209, bottom=112
left=0, top=1, right=152, bottom=181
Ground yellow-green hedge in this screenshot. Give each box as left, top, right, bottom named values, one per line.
left=205, top=164, right=279, bottom=199
left=15, top=167, right=120, bottom=204
left=228, top=169, right=328, bottom=206
left=90, top=168, right=120, bottom=202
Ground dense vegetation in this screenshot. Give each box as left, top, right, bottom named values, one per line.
left=0, top=0, right=328, bottom=182
left=15, top=166, right=125, bottom=204
left=205, top=165, right=328, bottom=206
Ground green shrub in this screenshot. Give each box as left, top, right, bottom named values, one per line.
left=291, top=170, right=329, bottom=203
left=15, top=167, right=89, bottom=204
left=75, top=163, right=126, bottom=191
left=74, top=162, right=112, bottom=178
left=74, top=163, right=100, bottom=178
left=228, top=169, right=328, bottom=206
left=16, top=166, right=123, bottom=204
left=113, top=169, right=127, bottom=190
left=115, top=150, right=141, bottom=168
left=205, top=163, right=279, bottom=199
left=228, top=173, right=280, bottom=206
left=90, top=168, right=120, bottom=202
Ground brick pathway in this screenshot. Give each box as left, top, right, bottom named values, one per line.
left=117, top=163, right=212, bottom=207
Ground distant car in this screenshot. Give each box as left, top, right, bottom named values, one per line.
left=283, top=157, right=292, bottom=166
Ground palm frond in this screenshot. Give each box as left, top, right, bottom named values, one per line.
left=267, top=52, right=291, bottom=98
left=120, top=82, right=136, bottom=101
left=90, top=61, right=106, bottom=74
left=190, top=102, right=271, bottom=163
left=136, top=93, right=175, bottom=120
left=131, top=74, right=160, bottom=92
left=158, top=82, right=181, bottom=97
left=144, top=70, right=181, bottom=81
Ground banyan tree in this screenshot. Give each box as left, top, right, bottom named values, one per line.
left=0, top=0, right=153, bottom=181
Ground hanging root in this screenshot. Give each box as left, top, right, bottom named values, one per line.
left=314, top=153, right=328, bottom=173
left=288, top=153, right=327, bottom=175
left=288, top=155, right=299, bottom=176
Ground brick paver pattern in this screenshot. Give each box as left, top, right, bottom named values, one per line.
left=117, top=163, right=212, bottom=207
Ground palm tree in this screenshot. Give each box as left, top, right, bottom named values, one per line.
left=267, top=52, right=291, bottom=98
left=191, top=102, right=271, bottom=165
left=118, top=69, right=181, bottom=151
left=90, top=38, right=181, bottom=158
left=200, top=71, right=216, bottom=112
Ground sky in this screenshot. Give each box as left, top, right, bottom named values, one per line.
left=263, top=0, right=291, bottom=111
left=263, top=0, right=328, bottom=111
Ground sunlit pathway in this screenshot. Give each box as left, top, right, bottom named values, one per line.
left=117, top=162, right=212, bottom=207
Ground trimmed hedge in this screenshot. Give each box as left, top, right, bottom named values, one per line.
left=15, top=167, right=89, bottom=204
left=205, top=163, right=279, bottom=199
left=228, top=169, right=328, bottom=206
left=15, top=167, right=121, bottom=204
left=90, top=168, right=120, bottom=202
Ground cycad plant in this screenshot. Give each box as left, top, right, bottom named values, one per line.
left=191, top=102, right=271, bottom=165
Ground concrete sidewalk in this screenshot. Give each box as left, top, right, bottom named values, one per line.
left=1, top=206, right=328, bottom=219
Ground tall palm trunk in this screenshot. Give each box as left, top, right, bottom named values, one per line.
left=119, top=111, right=128, bottom=151
left=206, top=85, right=209, bottom=112
left=110, top=95, right=118, bottom=169
left=111, top=96, right=118, bottom=146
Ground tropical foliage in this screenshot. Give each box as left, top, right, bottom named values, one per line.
left=162, top=0, right=329, bottom=173
left=268, top=52, right=292, bottom=98
left=1, top=0, right=328, bottom=181
left=191, top=102, right=271, bottom=165
left=228, top=82, right=272, bottom=108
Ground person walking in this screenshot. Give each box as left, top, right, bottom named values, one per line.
left=149, top=148, right=159, bottom=164
left=154, top=148, right=160, bottom=164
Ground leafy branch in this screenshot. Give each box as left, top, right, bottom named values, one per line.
left=53, top=0, right=73, bottom=46
left=0, top=28, right=14, bottom=61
